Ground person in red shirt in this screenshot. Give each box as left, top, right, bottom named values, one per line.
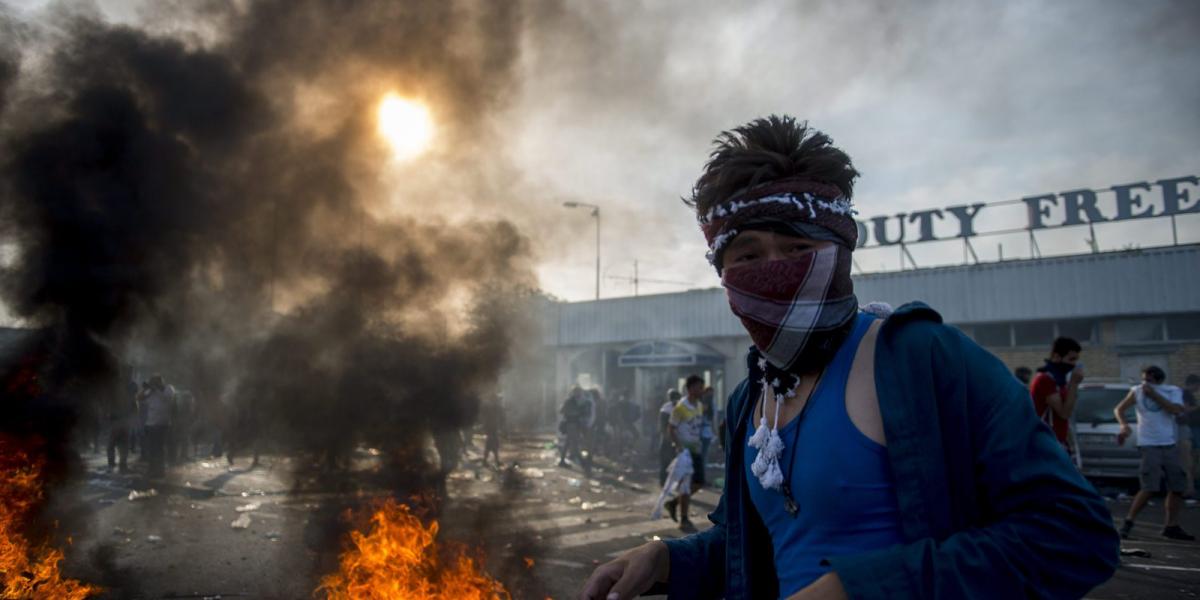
left=1030, top=337, right=1084, bottom=454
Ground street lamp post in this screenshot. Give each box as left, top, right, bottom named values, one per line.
left=563, top=201, right=600, bottom=300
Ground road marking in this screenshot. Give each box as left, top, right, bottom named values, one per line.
left=554, top=518, right=706, bottom=550
left=1123, top=563, right=1200, bottom=573
left=539, top=558, right=588, bottom=569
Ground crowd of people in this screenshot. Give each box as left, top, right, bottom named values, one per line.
left=81, top=372, right=259, bottom=479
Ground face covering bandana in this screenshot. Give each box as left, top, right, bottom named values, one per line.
left=721, top=244, right=858, bottom=373
left=1039, top=360, right=1074, bottom=386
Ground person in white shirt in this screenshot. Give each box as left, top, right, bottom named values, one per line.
left=1114, top=365, right=1193, bottom=541
left=138, top=374, right=176, bottom=479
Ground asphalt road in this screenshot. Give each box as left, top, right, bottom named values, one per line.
left=59, top=433, right=1199, bottom=599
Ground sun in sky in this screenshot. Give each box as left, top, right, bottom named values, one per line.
left=376, top=93, right=433, bottom=160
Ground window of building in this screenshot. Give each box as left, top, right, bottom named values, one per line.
left=1166, top=314, right=1200, bottom=341
left=1057, top=318, right=1097, bottom=344
left=1013, top=321, right=1055, bottom=347
left=1115, top=318, right=1166, bottom=343
left=974, top=323, right=1012, bottom=347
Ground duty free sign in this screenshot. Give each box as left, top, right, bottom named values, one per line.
left=854, top=175, right=1199, bottom=247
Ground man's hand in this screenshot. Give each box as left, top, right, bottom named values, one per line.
left=579, top=541, right=668, bottom=600
left=1117, top=424, right=1132, bottom=446
left=1069, top=365, right=1085, bottom=386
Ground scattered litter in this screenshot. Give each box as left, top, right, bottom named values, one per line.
left=567, top=496, right=582, bottom=505
left=479, top=474, right=493, bottom=483
left=1119, top=548, right=1151, bottom=558
left=241, top=492, right=250, bottom=497
left=112, top=527, right=131, bottom=536
left=588, top=479, right=602, bottom=486
left=599, top=522, right=610, bottom=528
left=264, top=531, right=282, bottom=541
left=200, top=462, right=216, bottom=468
left=567, top=478, right=582, bottom=487
left=236, top=502, right=261, bottom=513
left=523, top=557, right=535, bottom=569
left=166, top=511, right=183, bottom=519
left=231, top=514, right=252, bottom=529
left=580, top=501, right=607, bottom=511
left=146, top=535, right=162, bottom=543
left=714, top=477, right=726, bottom=488
left=128, top=489, right=158, bottom=501
left=367, top=447, right=382, bottom=456
left=543, top=442, right=555, bottom=449
left=448, top=471, right=474, bottom=481
left=521, top=468, right=545, bottom=479
left=617, top=475, right=626, bottom=482
left=590, top=487, right=603, bottom=494
left=190, top=503, right=204, bottom=510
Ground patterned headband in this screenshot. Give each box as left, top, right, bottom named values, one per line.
left=699, top=178, right=858, bottom=266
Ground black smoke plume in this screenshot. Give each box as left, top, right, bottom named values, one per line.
left=0, top=0, right=545, bottom=594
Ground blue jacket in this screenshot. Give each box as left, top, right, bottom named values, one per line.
left=660, top=303, right=1119, bottom=599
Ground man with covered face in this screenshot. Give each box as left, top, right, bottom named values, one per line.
left=580, top=116, right=1118, bottom=600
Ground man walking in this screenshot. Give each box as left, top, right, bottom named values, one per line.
left=480, top=393, right=504, bottom=468
left=663, top=376, right=707, bottom=531
left=1030, top=337, right=1084, bottom=455
left=559, top=386, right=592, bottom=473
left=1115, top=366, right=1194, bottom=541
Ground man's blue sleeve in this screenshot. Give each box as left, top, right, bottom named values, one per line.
left=828, top=328, right=1120, bottom=599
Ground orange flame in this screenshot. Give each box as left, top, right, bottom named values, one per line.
left=316, top=499, right=509, bottom=599
left=1, top=435, right=101, bottom=599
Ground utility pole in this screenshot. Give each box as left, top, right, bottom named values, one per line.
left=563, top=201, right=601, bottom=300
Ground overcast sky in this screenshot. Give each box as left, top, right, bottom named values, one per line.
left=4, top=0, right=1199, bottom=308
left=506, top=0, right=1200, bottom=300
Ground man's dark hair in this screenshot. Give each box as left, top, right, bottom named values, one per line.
left=1014, top=366, right=1033, bottom=384
left=685, top=374, right=705, bottom=390
left=686, top=115, right=859, bottom=215
left=1050, top=337, right=1082, bottom=357
left=1143, top=365, right=1166, bottom=384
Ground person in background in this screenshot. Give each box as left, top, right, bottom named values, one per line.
left=662, top=375, right=707, bottom=532
left=1030, top=337, right=1084, bottom=455
left=658, top=389, right=680, bottom=486
left=1115, top=365, right=1193, bottom=541
left=106, top=374, right=139, bottom=473
left=1014, top=366, right=1033, bottom=387
left=480, top=393, right=505, bottom=469
left=559, top=386, right=592, bottom=473
left=1181, top=374, right=1200, bottom=499
left=138, top=374, right=175, bottom=479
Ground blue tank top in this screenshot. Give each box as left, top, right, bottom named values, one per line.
left=744, top=312, right=903, bottom=597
